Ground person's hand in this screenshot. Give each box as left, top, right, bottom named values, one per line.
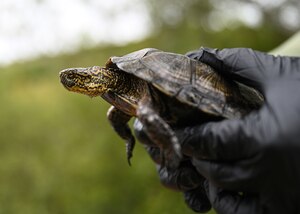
left=133, top=119, right=211, bottom=213
left=181, top=48, right=300, bottom=213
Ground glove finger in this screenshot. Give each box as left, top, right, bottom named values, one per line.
left=196, top=47, right=284, bottom=91
left=157, top=161, right=205, bottom=191
left=205, top=181, right=261, bottom=214
left=192, top=158, right=261, bottom=192
left=184, top=186, right=211, bottom=213
left=177, top=105, right=277, bottom=161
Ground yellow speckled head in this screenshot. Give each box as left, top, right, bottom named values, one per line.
left=59, top=66, right=115, bottom=97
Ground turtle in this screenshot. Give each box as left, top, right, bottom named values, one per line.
left=59, top=48, right=263, bottom=169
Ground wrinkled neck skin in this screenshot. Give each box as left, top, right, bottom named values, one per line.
left=101, top=68, right=148, bottom=116
left=104, top=68, right=135, bottom=95
left=81, top=66, right=132, bottom=97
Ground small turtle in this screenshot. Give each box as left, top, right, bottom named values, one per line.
left=59, top=48, right=263, bottom=168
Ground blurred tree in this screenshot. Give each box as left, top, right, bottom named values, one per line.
left=141, top=0, right=299, bottom=52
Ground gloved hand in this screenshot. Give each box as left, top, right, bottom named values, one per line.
left=133, top=119, right=211, bottom=213
left=181, top=47, right=300, bottom=214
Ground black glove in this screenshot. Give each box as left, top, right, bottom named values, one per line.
left=181, top=47, right=300, bottom=214
left=133, top=119, right=211, bottom=213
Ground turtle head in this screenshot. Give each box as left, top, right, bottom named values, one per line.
left=59, top=66, right=115, bottom=97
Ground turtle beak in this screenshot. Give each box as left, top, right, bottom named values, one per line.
left=59, top=68, right=86, bottom=89
left=60, top=68, right=74, bottom=89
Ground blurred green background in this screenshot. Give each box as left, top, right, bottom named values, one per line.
left=0, top=0, right=299, bottom=214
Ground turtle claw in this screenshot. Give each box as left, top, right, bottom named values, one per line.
left=126, top=138, right=135, bottom=166
left=126, top=149, right=132, bottom=166
left=127, top=157, right=132, bottom=166
left=106, top=106, right=135, bottom=167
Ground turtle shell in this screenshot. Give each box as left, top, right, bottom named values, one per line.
left=109, top=48, right=263, bottom=119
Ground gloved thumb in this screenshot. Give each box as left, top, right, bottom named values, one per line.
left=188, top=47, right=277, bottom=92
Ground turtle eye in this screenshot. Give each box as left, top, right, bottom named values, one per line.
left=67, top=73, right=75, bottom=79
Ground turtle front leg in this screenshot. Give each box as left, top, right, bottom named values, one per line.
left=107, top=106, right=135, bottom=165
left=137, top=97, right=182, bottom=169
